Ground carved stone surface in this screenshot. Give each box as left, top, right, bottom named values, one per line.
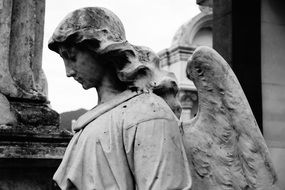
left=0, top=93, right=16, bottom=125
left=159, top=45, right=195, bottom=67
left=0, top=0, right=47, bottom=101
left=0, top=0, right=69, bottom=137
left=0, top=0, right=54, bottom=128
left=183, top=46, right=279, bottom=190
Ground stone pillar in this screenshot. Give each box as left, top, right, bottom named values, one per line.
left=0, top=0, right=71, bottom=189
left=159, top=46, right=198, bottom=121
left=197, top=0, right=263, bottom=132
left=212, top=0, right=232, bottom=66
left=197, top=0, right=232, bottom=66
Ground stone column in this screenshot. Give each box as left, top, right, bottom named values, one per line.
left=0, top=0, right=71, bottom=189
left=196, top=0, right=263, bottom=132
left=197, top=0, right=232, bottom=66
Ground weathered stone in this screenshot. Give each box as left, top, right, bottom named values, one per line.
left=184, top=46, right=279, bottom=190
left=9, top=0, right=47, bottom=101
left=10, top=101, right=59, bottom=127
left=0, top=0, right=18, bottom=97
left=0, top=140, right=69, bottom=159
left=0, top=0, right=47, bottom=101
left=0, top=0, right=58, bottom=128
left=0, top=93, right=16, bottom=126
left=0, top=1, right=72, bottom=189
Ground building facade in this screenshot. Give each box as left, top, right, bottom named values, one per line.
left=158, top=6, right=212, bottom=122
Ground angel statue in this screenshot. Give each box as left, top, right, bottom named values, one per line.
left=183, top=46, right=279, bottom=190
left=48, top=7, right=192, bottom=190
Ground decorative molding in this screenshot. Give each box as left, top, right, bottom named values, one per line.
left=158, top=45, right=195, bottom=67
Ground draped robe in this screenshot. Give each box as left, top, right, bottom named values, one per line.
left=54, top=90, right=192, bottom=190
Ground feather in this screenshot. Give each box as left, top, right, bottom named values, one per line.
left=183, top=46, right=279, bottom=190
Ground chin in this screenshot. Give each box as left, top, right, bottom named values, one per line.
left=81, top=83, right=89, bottom=90
left=81, top=81, right=97, bottom=90
left=82, top=85, right=90, bottom=90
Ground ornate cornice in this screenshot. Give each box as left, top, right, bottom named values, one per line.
left=158, top=45, right=196, bottom=67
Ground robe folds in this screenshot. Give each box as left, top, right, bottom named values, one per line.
left=54, top=90, right=192, bottom=190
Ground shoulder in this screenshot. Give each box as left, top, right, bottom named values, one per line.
left=117, top=92, right=178, bottom=127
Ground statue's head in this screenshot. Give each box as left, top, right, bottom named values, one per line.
left=48, top=7, right=151, bottom=89
left=48, top=7, right=182, bottom=118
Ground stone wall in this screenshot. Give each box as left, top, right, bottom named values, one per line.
left=261, top=0, right=285, bottom=189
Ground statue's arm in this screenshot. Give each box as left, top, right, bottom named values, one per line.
left=133, top=118, right=192, bottom=190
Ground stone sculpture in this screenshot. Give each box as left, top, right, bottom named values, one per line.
left=0, top=0, right=47, bottom=101
left=48, top=7, right=192, bottom=189
left=184, top=46, right=279, bottom=190
left=0, top=0, right=58, bottom=129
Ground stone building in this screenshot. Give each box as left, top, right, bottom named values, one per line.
left=158, top=6, right=212, bottom=122
left=159, top=0, right=285, bottom=189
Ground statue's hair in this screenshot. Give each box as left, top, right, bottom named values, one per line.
left=48, top=7, right=151, bottom=90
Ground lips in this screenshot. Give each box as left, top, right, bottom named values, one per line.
left=74, top=76, right=82, bottom=83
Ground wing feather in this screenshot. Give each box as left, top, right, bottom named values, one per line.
left=183, top=46, right=279, bottom=190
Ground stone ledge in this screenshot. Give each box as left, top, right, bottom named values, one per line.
left=0, top=124, right=72, bottom=159
left=0, top=140, right=70, bottom=159
left=0, top=124, right=71, bottom=138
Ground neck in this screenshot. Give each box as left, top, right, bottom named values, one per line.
left=96, top=72, right=125, bottom=105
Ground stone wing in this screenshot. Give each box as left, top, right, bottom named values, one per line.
left=183, top=46, right=279, bottom=190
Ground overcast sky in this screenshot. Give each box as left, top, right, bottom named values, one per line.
left=42, top=0, right=200, bottom=113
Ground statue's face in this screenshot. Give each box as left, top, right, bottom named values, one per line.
left=59, top=46, right=105, bottom=89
